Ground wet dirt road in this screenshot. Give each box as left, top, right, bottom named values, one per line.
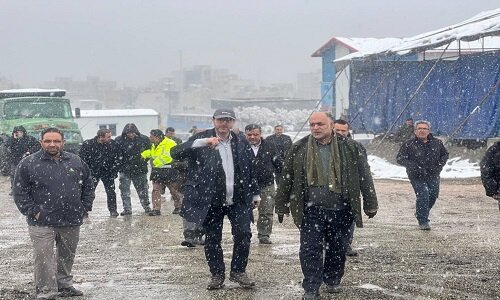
left=1, top=176, right=499, bottom=300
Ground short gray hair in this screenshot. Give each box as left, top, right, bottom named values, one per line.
left=415, top=120, right=431, bottom=129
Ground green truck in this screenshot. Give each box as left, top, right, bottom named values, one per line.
left=0, top=88, right=83, bottom=175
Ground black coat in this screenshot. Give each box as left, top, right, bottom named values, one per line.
left=480, top=142, right=500, bottom=197
left=115, top=125, right=151, bottom=176
left=396, top=134, right=449, bottom=180
left=171, top=128, right=260, bottom=225
left=5, top=133, right=40, bottom=165
left=79, top=137, right=121, bottom=178
left=250, top=138, right=283, bottom=189
left=13, top=150, right=95, bottom=227
left=265, top=133, right=293, bottom=159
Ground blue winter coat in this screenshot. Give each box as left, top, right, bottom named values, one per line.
left=171, top=129, right=260, bottom=225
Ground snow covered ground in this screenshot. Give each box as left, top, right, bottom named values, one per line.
left=369, top=155, right=480, bottom=180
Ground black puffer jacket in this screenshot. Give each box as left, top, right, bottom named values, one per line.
left=115, top=123, right=151, bottom=176
left=396, top=134, right=449, bottom=180
left=5, top=126, right=41, bottom=164
left=480, top=142, right=500, bottom=197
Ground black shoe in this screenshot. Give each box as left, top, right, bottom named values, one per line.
left=419, top=223, right=431, bottom=230
left=110, top=211, right=119, bottom=217
left=144, top=207, right=152, bottom=214
left=258, top=237, right=272, bottom=244
left=120, top=210, right=132, bottom=216
left=346, top=246, right=358, bottom=257
left=207, top=274, right=225, bottom=290
left=324, top=283, right=341, bottom=293
left=181, top=240, right=196, bottom=247
left=302, top=290, right=320, bottom=300
left=172, top=208, right=180, bottom=214
left=148, top=210, right=161, bottom=216
left=58, top=286, right=83, bottom=297
left=229, top=272, right=255, bottom=288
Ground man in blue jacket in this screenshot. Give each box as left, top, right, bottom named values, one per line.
left=171, top=108, right=261, bottom=290
left=397, top=120, right=449, bottom=230
left=13, top=127, right=95, bottom=300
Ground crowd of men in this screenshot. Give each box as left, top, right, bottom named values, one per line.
left=7, top=108, right=500, bottom=300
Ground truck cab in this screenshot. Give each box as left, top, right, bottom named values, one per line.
left=0, top=88, right=83, bottom=174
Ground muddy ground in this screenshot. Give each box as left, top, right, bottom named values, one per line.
left=1, top=175, right=499, bottom=300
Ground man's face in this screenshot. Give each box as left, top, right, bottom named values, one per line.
left=213, top=117, right=235, bottom=136
left=40, top=132, right=64, bottom=156
left=406, top=120, right=414, bottom=126
left=245, top=128, right=261, bottom=145
left=274, top=126, right=284, bottom=136
left=126, top=132, right=137, bottom=139
left=166, top=130, right=175, bottom=137
left=97, top=133, right=112, bottom=144
left=414, top=123, right=430, bottom=140
left=333, top=123, right=349, bottom=137
left=149, top=135, right=161, bottom=144
left=14, top=131, right=24, bottom=138
left=309, top=112, right=333, bottom=143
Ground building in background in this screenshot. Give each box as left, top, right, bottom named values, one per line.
left=74, top=109, right=159, bottom=140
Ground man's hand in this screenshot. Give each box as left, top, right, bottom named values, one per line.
left=365, top=209, right=377, bottom=219
left=252, top=195, right=261, bottom=209
left=278, top=214, right=284, bottom=223
left=206, top=137, right=221, bottom=149
left=34, top=212, right=40, bottom=220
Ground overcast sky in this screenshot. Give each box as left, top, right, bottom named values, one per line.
left=1, top=0, right=498, bottom=87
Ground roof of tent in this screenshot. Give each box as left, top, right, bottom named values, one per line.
left=335, top=8, right=500, bottom=64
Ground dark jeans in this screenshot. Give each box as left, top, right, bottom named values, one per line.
left=119, top=173, right=150, bottom=212
left=92, top=175, right=117, bottom=212
left=203, top=202, right=252, bottom=276
left=300, top=206, right=353, bottom=292
left=410, top=176, right=440, bottom=225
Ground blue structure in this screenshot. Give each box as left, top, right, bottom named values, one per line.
left=348, top=51, right=500, bottom=139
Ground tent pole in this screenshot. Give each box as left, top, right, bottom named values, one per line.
left=374, top=42, right=452, bottom=150
left=448, top=78, right=500, bottom=140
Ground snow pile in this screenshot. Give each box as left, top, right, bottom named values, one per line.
left=368, top=155, right=480, bottom=180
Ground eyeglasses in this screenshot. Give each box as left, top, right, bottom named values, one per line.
left=215, top=118, right=234, bottom=123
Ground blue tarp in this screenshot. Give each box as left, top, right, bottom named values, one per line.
left=348, top=51, right=500, bottom=139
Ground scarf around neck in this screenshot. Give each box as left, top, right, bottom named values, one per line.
left=306, top=134, right=341, bottom=193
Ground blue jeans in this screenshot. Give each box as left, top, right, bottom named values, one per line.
left=299, top=206, right=353, bottom=292
left=203, top=202, right=252, bottom=276
left=410, top=176, right=440, bottom=225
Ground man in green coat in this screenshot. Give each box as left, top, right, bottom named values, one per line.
left=275, top=112, right=378, bottom=300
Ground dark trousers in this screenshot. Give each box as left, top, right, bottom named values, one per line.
left=93, top=175, right=117, bottom=212
left=300, top=206, right=353, bottom=292
left=410, top=176, right=440, bottom=225
left=203, top=202, right=252, bottom=276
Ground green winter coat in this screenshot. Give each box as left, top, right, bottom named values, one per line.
left=275, top=134, right=378, bottom=228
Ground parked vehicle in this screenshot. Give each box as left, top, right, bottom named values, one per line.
left=0, top=88, right=83, bottom=175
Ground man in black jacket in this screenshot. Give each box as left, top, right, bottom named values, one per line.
left=397, top=120, right=449, bottom=230
left=13, top=127, right=95, bottom=300
left=244, top=124, right=283, bottom=244
left=115, top=123, right=152, bottom=216
left=171, top=108, right=261, bottom=290
left=265, top=124, right=293, bottom=160
left=79, top=129, right=121, bottom=217
left=5, top=125, right=40, bottom=189
left=480, top=141, right=500, bottom=211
